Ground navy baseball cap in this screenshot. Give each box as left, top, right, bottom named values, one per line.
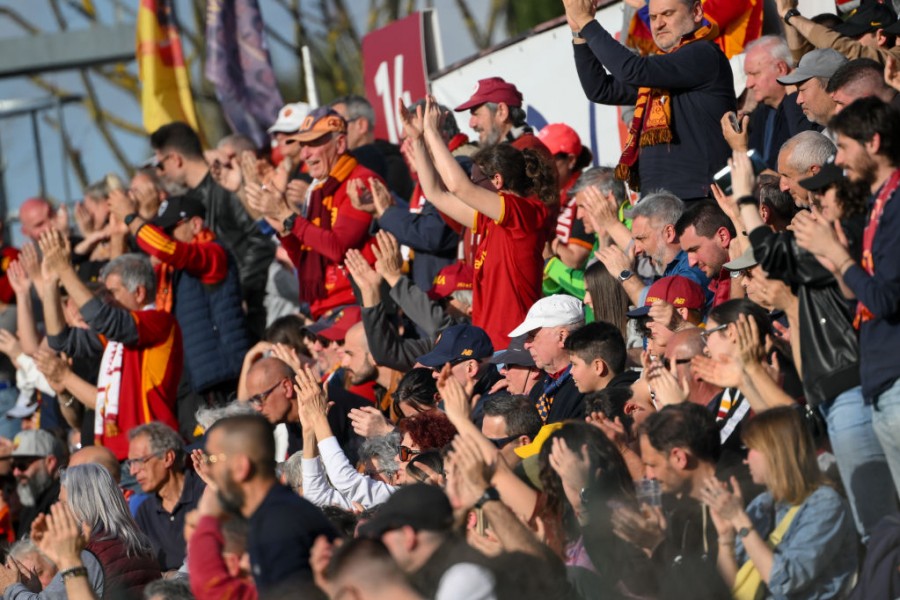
left=416, top=324, right=493, bottom=368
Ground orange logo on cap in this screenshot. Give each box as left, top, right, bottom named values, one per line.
left=460, top=349, right=473, bottom=356
left=434, top=275, right=446, bottom=285
left=284, top=108, right=293, bottom=117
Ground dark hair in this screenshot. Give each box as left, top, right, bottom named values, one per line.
left=538, top=422, right=636, bottom=553
left=482, top=394, right=542, bottom=439
left=639, top=403, right=721, bottom=464
left=265, top=315, right=312, bottom=358
left=708, top=298, right=773, bottom=348
left=583, top=262, right=630, bottom=338
left=564, top=321, right=627, bottom=375
left=149, top=122, right=204, bottom=160
left=756, top=174, right=797, bottom=226
left=583, top=386, right=634, bottom=438
left=406, top=450, right=445, bottom=484
left=320, top=505, right=361, bottom=539
left=472, top=144, right=559, bottom=208
left=674, top=200, right=736, bottom=238
left=206, top=413, right=277, bottom=478
left=394, top=368, right=439, bottom=410
left=398, top=411, right=457, bottom=451
left=833, top=177, right=870, bottom=218
left=828, top=97, right=900, bottom=166
left=326, top=538, right=407, bottom=585
left=826, top=58, right=885, bottom=94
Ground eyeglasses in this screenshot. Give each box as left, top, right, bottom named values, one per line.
left=662, top=357, right=692, bottom=371
left=154, top=153, right=176, bottom=172
left=701, top=323, right=728, bottom=338
left=248, top=379, right=285, bottom=407
left=125, top=451, right=164, bottom=472
left=11, top=457, right=40, bottom=472
left=487, top=434, right=519, bottom=449
left=200, top=452, right=227, bottom=466
left=398, top=445, right=421, bottom=462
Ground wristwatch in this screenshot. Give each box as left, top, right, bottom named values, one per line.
left=282, top=213, right=297, bottom=233
left=783, top=8, right=801, bottom=25
left=618, top=269, right=634, bottom=282
left=737, top=525, right=753, bottom=539
left=123, top=212, right=140, bottom=226
left=474, top=487, right=500, bottom=509
left=572, top=29, right=585, bottom=40
left=737, top=195, right=758, bottom=207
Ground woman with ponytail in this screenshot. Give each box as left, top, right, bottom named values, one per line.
left=400, top=95, right=555, bottom=347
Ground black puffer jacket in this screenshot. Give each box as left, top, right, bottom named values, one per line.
left=750, top=219, right=864, bottom=406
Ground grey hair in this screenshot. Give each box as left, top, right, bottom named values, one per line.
left=625, top=189, right=684, bottom=226
left=782, top=131, right=836, bottom=173
left=10, top=539, right=49, bottom=563
left=282, top=450, right=303, bottom=490
left=482, top=102, right=528, bottom=127
left=359, top=430, right=402, bottom=475
left=62, top=464, right=153, bottom=558
left=100, top=253, right=156, bottom=298
left=195, top=400, right=258, bottom=431
left=332, top=94, right=376, bottom=128
left=84, top=173, right=125, bottom=201
left=143, top=578, right=194, bottom=600
left=569, top=167, right=628, bottom=206
left=745, top=35, right=795, bottom=69
left=128, top=422, right=185, bottom=470
left=450, top=289, right=473, bottom=308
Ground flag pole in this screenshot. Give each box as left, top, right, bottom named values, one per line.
left=301, top=46, right=318, bottom=108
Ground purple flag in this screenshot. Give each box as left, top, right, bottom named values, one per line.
left=205, top=0, right=284, bottom=147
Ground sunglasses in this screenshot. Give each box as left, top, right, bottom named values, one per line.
left=11, top=457, right=40, bottom=472
left=399, top=445, right=421, bottom=462
left=662, top=357, right=692, bottom=370
left=487, top=434, right=519, bottom=449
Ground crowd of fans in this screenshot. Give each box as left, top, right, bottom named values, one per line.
left=2, top=0, right=900, bottom=597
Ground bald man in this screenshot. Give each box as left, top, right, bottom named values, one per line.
left=340, top=322, right=398, bottom=390
left=18, top=198, right=57, bottom=241
left=664, top=328, right=722, bottom=407
left=69, top=445, right=121, bottom=483
left=202, top=414, right=336, bottom=593
left=245, top=357, right=366, bottom=463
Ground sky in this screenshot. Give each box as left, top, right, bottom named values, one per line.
left=0, top=0, right=491, bottom=245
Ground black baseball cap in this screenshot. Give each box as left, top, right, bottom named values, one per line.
left=357, top=484, right=454, bottom=538
left=835, top=1, right=896, bottom=37
left=488, top=334, right=535, bottom=368
left=152, top=195, right=206, bottom=232
left=799, top=156, right=845, bottom=191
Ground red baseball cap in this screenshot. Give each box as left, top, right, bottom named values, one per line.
left=455, top=77, right=524, bottom=112
left=626, top=276, right=706, bottom=318
left=537, top=123, right=583, bottom=156
left=427, top=262, right=474, bottom=300
left=317, top=305, right=362, bottom=342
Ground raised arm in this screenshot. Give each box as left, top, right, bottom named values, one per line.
left=7, top=257, right=39, bottom=356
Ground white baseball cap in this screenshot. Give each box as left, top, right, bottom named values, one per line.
left=508, top=294, right=584, bottom=338
left=268, top=102, right=311, bottom=134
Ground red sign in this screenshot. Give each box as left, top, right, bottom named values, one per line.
left=362, top=12, right=430, bottom=144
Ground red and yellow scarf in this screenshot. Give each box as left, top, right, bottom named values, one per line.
left=855, top=168, right=900, bottom=327
left=615, top=23, right=719, bottom=191
left=298, top=154, right=358, bottom=301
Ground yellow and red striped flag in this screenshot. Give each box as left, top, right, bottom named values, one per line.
left=136, top=0, right=200, bottom=133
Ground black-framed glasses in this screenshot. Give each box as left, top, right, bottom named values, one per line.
left=248, top=379, right=286, bottom=407
left=662, top=357, right=692, bottom=371
left=125, top=451, right=164, bottom=472
left=399, top=445, right=421, bottom=462
left=154, top=153, right=176, bottom=171
left=487, top=434, right=519, bottom=449
left=701, top=323, right=728, bottom=338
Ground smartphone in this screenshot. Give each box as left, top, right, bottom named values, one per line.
left=713, top=149, right=766, bottom=196
left=475, top=508, right=486, bottom=536
left=727, top=111, right=742, bottom=134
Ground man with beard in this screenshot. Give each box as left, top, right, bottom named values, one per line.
left=593, top=190, right=710, bottom=306
left=340, top=322, right=401, bottom=410
left=11, top=430, right=64, bottom=538
left=202, top=413, right=336, bottom=594
left=453, top=77, right=549, bottom=154
left=675, top=201, right=738, bottom=308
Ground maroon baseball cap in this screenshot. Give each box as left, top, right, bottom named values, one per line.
left=626, top=276, right=706, bottom=318
left=317, top=305, right=362, bottom=342
left=427, top=262, right=474, bottom=300
left=455, top=77, right=524, bottom=112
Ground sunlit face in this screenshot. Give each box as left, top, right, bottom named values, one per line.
left=569, top=353, right=604, bottom=393
left=273, top=132, right=302, bottom=160
left=639, top=435, right=686, bottom=494
left=632, top=216, right=669, bottom=274
left=246, top=370, right=292, bottom=425
left=127, top=434, right=169, bottom=494
left=703, top=317, right=734, bottom=359
left=340, top=327, right=377, bottom=385
left=648, top=0, right=702, bottom=52
left=103, top=273, right=143, bottom=312
left=575, top=191, right=595, bottom=234
left=524, top=326, right=566, bottom=373
left=796, top=77, right=836, bottom=126
left=481, top=415, right=521, bottom=465
left=679, top=225, right=729, bottom=278
left=19, top=202, right=54, bottom=241
left=741, top=266, right=773, bottom=310
left=834, top=132, right=878, bottom=186
left=469, top=104, right=504, bottom=147
left=299, top=133, right=345, bottom=180
left=745, top=446, right=769, bottom=487
left=744, top=47, right=786, bottom=108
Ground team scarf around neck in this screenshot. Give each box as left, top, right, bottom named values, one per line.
left=855, top=168, right=900, bottom=327
left=299, top=153, right=358, bottom=301
left=615, top=22, right=719, bottom=191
